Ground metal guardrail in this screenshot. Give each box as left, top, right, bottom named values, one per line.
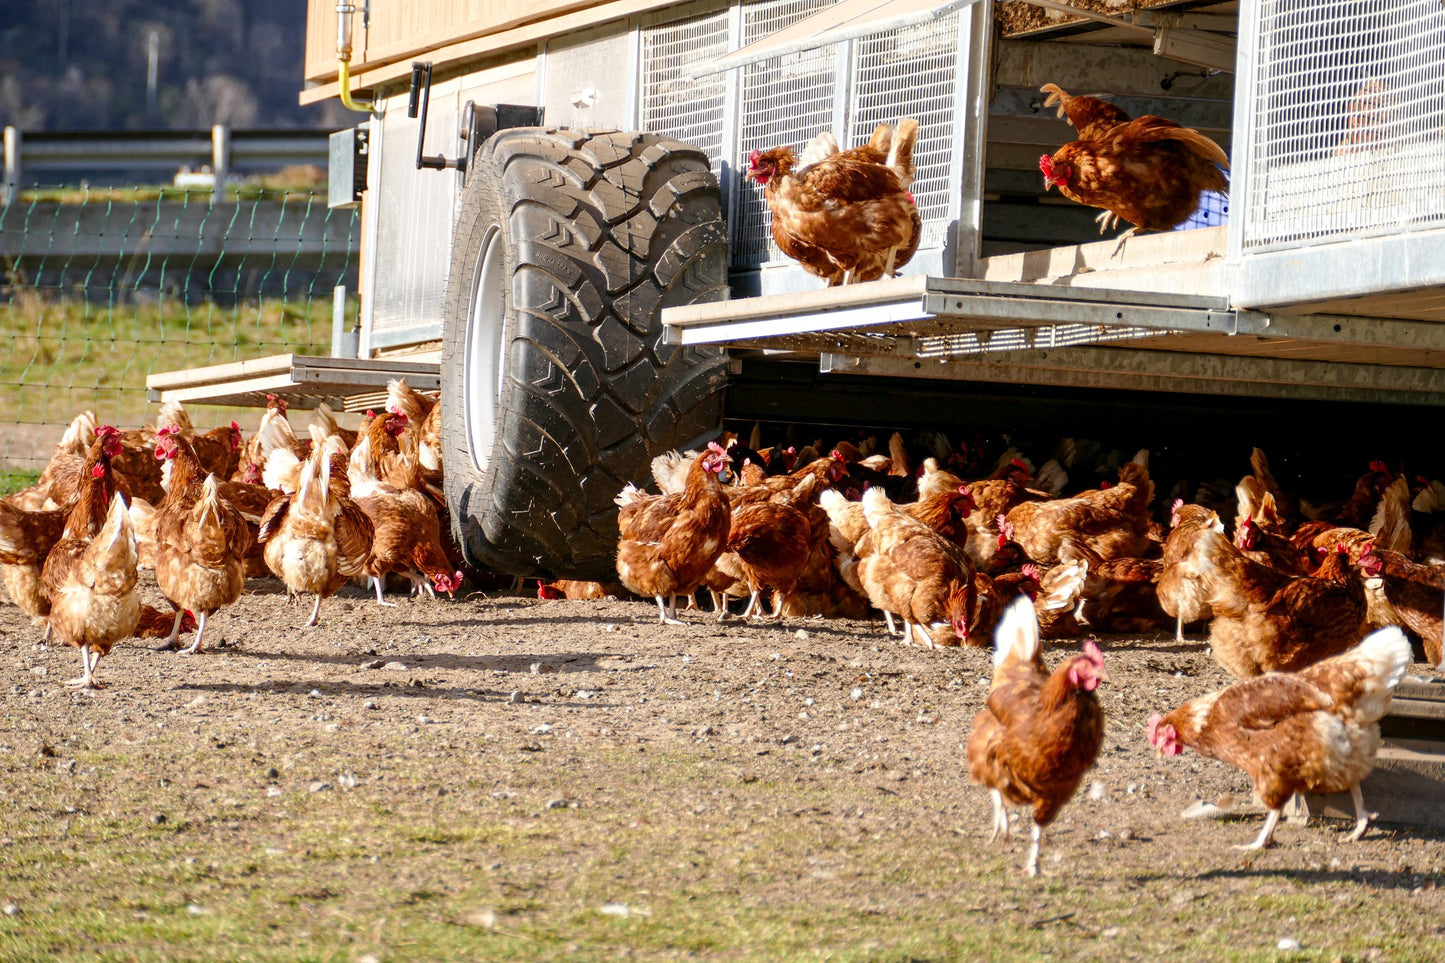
left=1, top=126, right=334, bottom=204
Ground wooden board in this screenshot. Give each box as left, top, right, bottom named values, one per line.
left=146, top=354, right=440, bottom=413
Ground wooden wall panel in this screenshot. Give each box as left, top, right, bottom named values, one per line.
left=305, top=0, right=598, bottom=83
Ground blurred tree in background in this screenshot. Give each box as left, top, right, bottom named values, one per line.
left=0, top=0, right=348, bottom=129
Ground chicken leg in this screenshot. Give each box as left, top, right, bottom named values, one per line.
left=653, top=594, right=684, bottom=626
left=306, top=594, right=323, bottom=628
left=709, top=589, right=733, bottom=622
left=1094, top=210, right=1121, bottom=233
left=64, top=644, right=103, bottom=689
left=1345, top=783, right=1376, bottom=842
left=156, top=607, right=189, bottom=651
left=1109, top=226, right=1141, bottom=258
left=987, top=788, right=1011, bottom=843
left=176, top=610, right=209, bottom=655
left=371, top=576, right=397, bottom=607
left=1235, top=807, right=1282, bottom=851
left=1024, top=823, right=1044, bottom=877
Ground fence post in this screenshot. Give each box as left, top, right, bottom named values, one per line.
left=211, top=124, right=230, bottom=204
left=332, top=284, right=359, bottom=358
left=2, top=127, right=19, bottom=205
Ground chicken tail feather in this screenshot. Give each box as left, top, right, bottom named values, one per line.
left=993, top=595, right=1041, bottom=668
left=1040, top=83, right=1070, bottom=119
left=888, top=118, right=919, bottom=190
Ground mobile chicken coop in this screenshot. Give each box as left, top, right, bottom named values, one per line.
left=151, top=0, right=1445, bottom=584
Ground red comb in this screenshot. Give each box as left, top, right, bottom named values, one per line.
left=1369, top=460, right=1389, bottom=474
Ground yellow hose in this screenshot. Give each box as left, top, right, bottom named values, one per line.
left=337, top=57, right=373, bottom=113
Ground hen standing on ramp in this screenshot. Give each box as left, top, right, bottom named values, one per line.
left=746, top=119, right=921, bottom=286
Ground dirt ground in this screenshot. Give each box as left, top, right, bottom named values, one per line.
left=3, top=573, right=1445, bottom=959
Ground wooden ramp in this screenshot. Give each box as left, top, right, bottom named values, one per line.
left=146, top=353, right=440, bottom=411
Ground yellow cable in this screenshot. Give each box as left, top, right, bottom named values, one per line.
left=337, top=58, right=373, bottom=113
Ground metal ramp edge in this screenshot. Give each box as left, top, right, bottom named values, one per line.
left=662, top=277, right=1445, bottom=406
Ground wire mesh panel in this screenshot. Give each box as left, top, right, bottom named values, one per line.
left=734, top=0, right=839, bottom=267
left=638, top=0, right=972, bottom=272
left=850, top=13, right=960, bottom=251
left=1242, top=0, right=1445, bottom=252
left=0, top=190, right=356, bottom=477
left=641, top=9, right=731, bottom=173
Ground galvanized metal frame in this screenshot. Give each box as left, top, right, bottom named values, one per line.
left=1230, top=0, right=1445, bottom=311
left=663, top=275, right=1445, bottom=404
left=145, top=354, right=441, bottom=411
left=820, top=348, right=1445, bottom=407
left=638, top=0, right=979, bottom=293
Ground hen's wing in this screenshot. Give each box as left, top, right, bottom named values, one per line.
left=1113, top=116, right=1230, bottom=170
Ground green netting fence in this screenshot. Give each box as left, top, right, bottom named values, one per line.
left=0, top=188, right=359, bottom=485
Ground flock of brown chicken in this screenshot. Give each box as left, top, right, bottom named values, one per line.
left=1, top=88, right=1430, bottom=874
left=0, top=381, right=461, bottom=689
left=611, top=428, right=1437, bottom=870
left=2, top=387, right=1438, bottom=873
left=721, top=91, right=1439, bottom=872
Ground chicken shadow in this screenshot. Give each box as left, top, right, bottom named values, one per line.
left=1088, top=634, right=1209, bottom=655
left=172, top=677, right=620, bottom=706
left=205, top=645, right=619, bottom=674
left=1134, top=863, right=1441, bottom=892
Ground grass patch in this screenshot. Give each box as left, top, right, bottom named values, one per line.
left=17, top=173, right=329, bottom=206
left=1, top=469, right=39, bottom=495
left=1, top=738, right=1440, bottom=962
left=0, top=293, right=337, bottom=466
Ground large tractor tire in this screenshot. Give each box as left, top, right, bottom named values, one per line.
left=440, top=128, right=730, bottom=580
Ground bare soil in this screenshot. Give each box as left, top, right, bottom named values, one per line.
left=3, top=574, right=1444, bottom=960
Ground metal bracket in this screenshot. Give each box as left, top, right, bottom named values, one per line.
left=409, top=66, right=546, bottom=181
left=409, top=61, right=458, bottom=173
